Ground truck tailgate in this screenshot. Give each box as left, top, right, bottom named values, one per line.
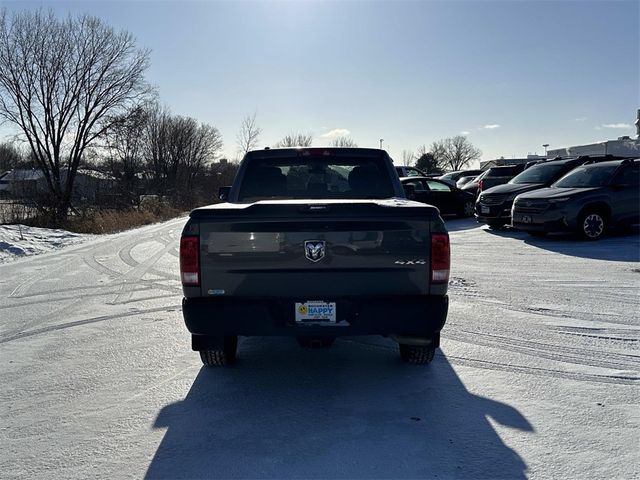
left=192, top=200, right=439, bottom=298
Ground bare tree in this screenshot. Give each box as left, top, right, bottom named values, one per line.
left=429, top=139, right=448, bottom=168
left=236, top=113, right=262, bottom=157
left=330, top=136, right=358, bottom=147
left=402, top=150, right=414, bottom=166
left=0, top=10, right=151, bottom=223
left=442, top=135, right=482, bottom=170
left=275, top=132, right=313, bottom=148
left=105, top=105, right=149, bottom=201
left=0, top=140, right=22, bottom=172
left=145, top=102, right=172, bottom=192
left=414, top=145, right=443, bottom=174
left=144, top=104, right=223, bottom=204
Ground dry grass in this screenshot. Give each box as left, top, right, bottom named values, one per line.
left=63, top=205, right=182, bottom=234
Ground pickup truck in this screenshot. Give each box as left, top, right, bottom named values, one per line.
left=180, top=147, right=450, bottom=366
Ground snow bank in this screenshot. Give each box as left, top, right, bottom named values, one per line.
left=0, top=224, right=91, bottom=264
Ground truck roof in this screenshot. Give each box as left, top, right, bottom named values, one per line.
left=246, top=147, right=387, bottom=159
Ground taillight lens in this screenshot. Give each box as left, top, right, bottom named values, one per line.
left=180, top=236, right=200, bottom=286
left=478, top=180, right=484, bottom=192
left=431, top=233, right=450, bottom=284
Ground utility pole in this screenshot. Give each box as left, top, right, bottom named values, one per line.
left=379, top=138, right=384, bottom=149
left=542, top=144, right=549, bottom=157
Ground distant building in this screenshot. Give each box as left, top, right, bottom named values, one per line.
left=0, top=169, right=46, bottom=197
left=547, top=110, right=640, bottom=159
left=0, top=167, right=116, bottom=202
left=547, top=136, right=640, bottom=159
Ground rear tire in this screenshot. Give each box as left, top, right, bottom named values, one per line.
left=399, top=344, right=436, bottom=364
left=578, top=209, right=607, bottom=240
left=461, top=200, right=475, bottom=218
left=199, top=336, right=238, bottom=366
left=296, top=336, right=335, bottom=348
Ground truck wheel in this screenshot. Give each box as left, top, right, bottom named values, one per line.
left=461, top=200, right=475, bottom=218
left=199, top=336, right=238, bottom=366
left=579, top=209, right=607, bottom=240
left=399, top=344, right=436, bottom=364
left=296, top=336, right=335, bottom=348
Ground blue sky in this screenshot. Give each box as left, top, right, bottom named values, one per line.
left=3, top=0, right=639, bottom=166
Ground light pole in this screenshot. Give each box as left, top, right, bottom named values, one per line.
left=379, top=138, right=384, bottom=149
left=542, top=144, right=549, bottom=157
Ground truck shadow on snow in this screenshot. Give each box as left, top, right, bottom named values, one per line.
left=483, top=226, right=640, bottom=262
left=442, top=216, right=481, bottom=232
left=146, top=337, right=533, bottom=479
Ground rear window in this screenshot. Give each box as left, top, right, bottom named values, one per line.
left=404, top=167, right=423, bottom=177
left=485, top=166, right=521, bottom=177
left=237, top=156, right=396, bottom=201
left=440, top=172, right=461, bottom=181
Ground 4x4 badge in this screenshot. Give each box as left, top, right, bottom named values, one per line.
left=304, top=240, right=325, bottom=262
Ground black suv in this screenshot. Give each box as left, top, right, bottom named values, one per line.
left=462, top=164, right=525, bottom=198
left=512, top=158, right=639, bottom=239
left=475, top=156, right=622, bottom=229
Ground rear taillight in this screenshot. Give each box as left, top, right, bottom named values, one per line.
left=431, top=233, right=450, bottom=284
left=180, top=236, right=200, bottom=286
left=478, top=179, right=484, bottom=192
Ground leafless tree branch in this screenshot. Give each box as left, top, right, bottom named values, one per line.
left=0, top=9, right=152, bottom=223
left=236, top=113, right=261, bottom=157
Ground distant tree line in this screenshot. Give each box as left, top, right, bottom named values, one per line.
left=407, top=136, right=482, bottom=174
left=0, top=8, right=481, bottom=230
left=0, top=9, right=237, bottom=226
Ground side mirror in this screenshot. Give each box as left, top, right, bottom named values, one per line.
left=403, top=184, right=416, bottom=200
left=218, top=186, right=231, bottom=201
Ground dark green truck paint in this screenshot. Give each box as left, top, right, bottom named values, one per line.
left=180, top=148, right=449, bottom=362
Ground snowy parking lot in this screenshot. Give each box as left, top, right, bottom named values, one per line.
left=0, top=217, right=638, bottom=479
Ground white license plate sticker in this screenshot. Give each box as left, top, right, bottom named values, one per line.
left=295, top=301, right=336, bottom=323
left=481, top=206, right=490, bottom=214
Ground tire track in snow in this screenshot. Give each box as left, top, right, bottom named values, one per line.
left=0, top=304, right=181, bottom=344
left=110, top=240, right=178, bottom=305
left=344, top=338, right=638, bottom=386
left=443, top=329, right=639, bottom=371
left=8, top=260, right=72, bottom=299
left=117, top=233, right=178, bottom=281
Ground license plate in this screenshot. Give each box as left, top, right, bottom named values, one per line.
left=481, top=206, right=490, bottom=214
left=295, top=301, right=336, bottom=323
left=522, top=215, right=532, bottom=224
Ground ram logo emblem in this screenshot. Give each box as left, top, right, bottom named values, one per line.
left=304, top=240, right=325, bottom=262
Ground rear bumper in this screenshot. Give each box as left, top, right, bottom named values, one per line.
left=511, top=211, right=572, bottom=232
left=183, top=295, right=448, bottom=339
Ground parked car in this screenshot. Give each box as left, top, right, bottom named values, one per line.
left=456, top=174, right=480, bottom=188
left=476, top=156, right=623, bottom=229
left=181, top=148, right=450, bottom=366
left=512, top=158, right=639, bottom=239
left=401, top=176, right=476, bottom=217
left=478, top=164, right=526, bottom=193
left=395, top=166, right=426, bottom=177
left=439, top=169, right=484, bottom=187
left=461, top=165, right=523, bottom=197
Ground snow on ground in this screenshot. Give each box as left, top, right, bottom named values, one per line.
left=0, top=217, right=638, bottom=479
left=0, top=224, right=91, bottom=264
